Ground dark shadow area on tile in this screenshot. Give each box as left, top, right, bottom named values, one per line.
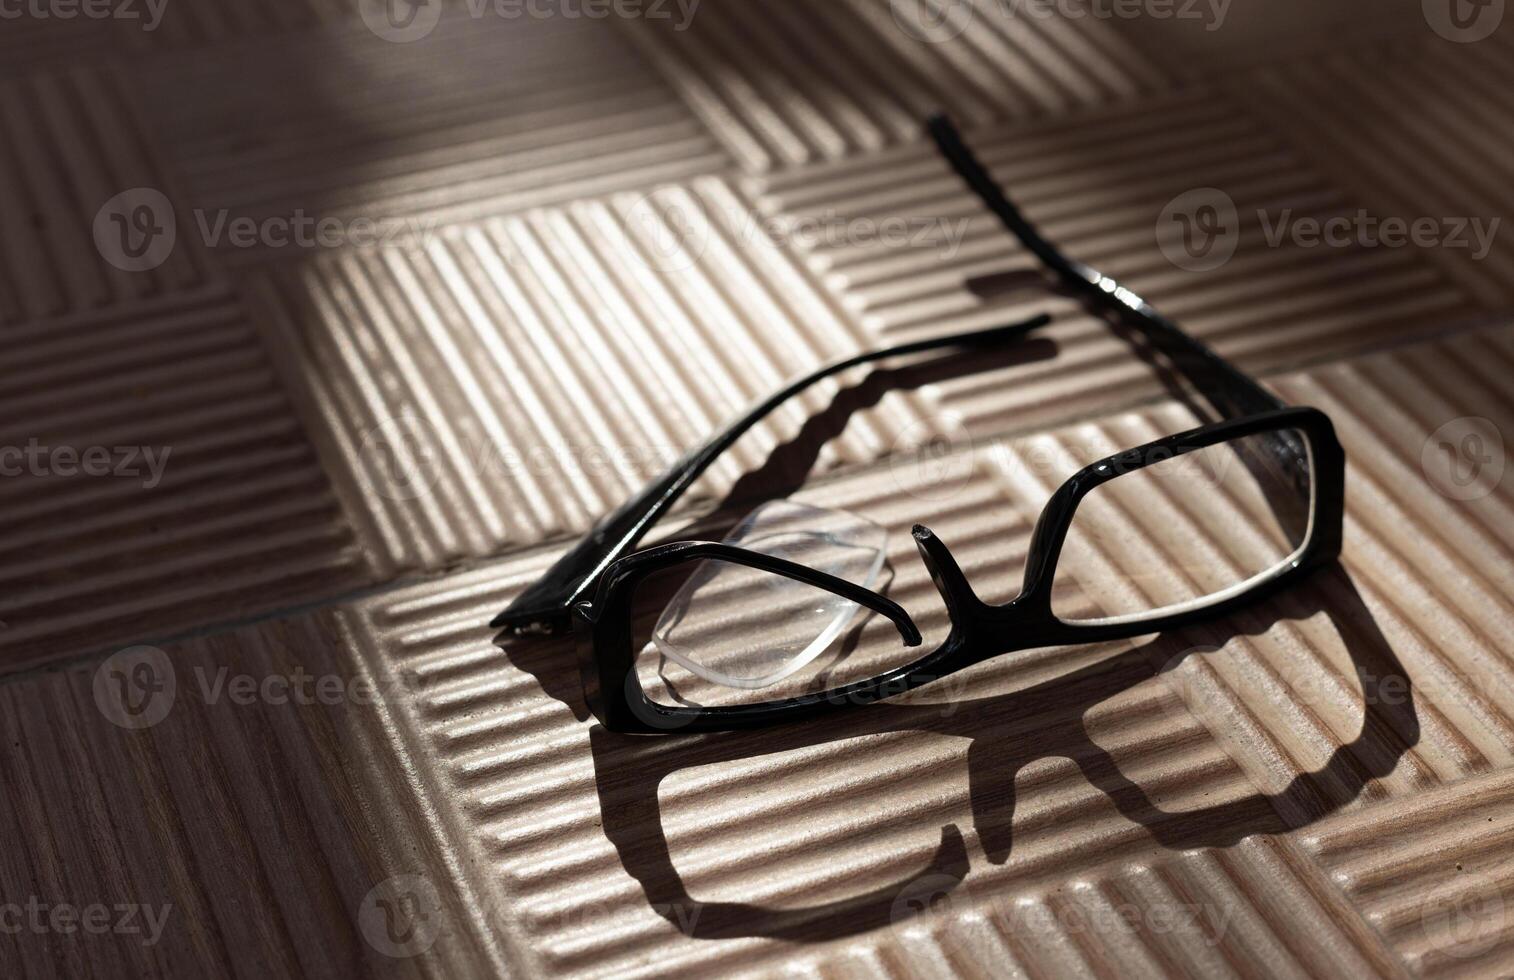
left=585, top=564, right=1416, bottom=941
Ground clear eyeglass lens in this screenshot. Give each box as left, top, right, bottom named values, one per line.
left=633, top=501, right=909, bottom=707
left=654, top=501, right=883, bottom=684
left=1051, top=428, right=1313, bottom=624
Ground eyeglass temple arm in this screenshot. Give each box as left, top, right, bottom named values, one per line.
left=492, top=311, right=1055, bottom=635
left=929, top=115, right=1315, bottom=536
left=926, top=114, right=1284, bottom=421
left=497, top=118, right=1290, bottom=637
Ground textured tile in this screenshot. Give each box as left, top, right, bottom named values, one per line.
left=338, top=458, right=1286, bottom=977
left=246, top=176, right=937, bottom=576
left=1087, top=0, right=1434, bottom=72
left=140, top=0, right=351, bottom=47
left=1238, top=33, right=1514, bottom=310
left=622, top=0, right=1181, bottom=171
left=1299, top=768, right=1514, bottom=978
left=0, top=16, right=116, bottom=76
left=861, top=837, right=1395, bottom=979
left=0, top=65, right=213, bottom=325
left=0, top=290, right=374, bottom=669
left=6, top=0, right=1513, bottom=974
left=750, top=86, right=1489, bottom=438
left=0, top=613, right=502, bottom=976
left=132, top=13, right=731, bottom=262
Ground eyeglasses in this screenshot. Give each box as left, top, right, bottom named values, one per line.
left=492, top=115, right=1346, bottom=734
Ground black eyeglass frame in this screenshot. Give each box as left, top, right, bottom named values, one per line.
left=575, top=406, right=1343, bottom=733
left=493, top=114, right=1348, bottom=734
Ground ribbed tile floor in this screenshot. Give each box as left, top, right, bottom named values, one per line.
left=2, top=4, right=1511, bottom=977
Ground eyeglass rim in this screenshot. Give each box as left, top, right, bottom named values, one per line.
left=576, top=405, right=1345, bottom=734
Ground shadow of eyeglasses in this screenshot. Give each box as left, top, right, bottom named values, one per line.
left=583, top=564, right=1416, bottom=942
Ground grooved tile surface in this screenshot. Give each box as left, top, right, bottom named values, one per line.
left=138, top=0, right=351, bottom=47
left=134, top=13, right=732, bottom=260
left=0, top=66, right=213, bottom=325
left=7, top=3, right=1514, bottom=976
left=1299, top=769, right=1514, bottom=978
left=0, top=18, right=115, bottom=76
left=623, top=0, right=1181, bottom=171
left=0, top=290, right=375, bottom=668
left=0, top=613, right=502, bottom=978
left=748, top=87, right=1490, bottom=438
left=1237, top=33, right=1514, bottom=309
left=247, top=176, right=937, bottom=575
left=1089, top=0, right=1434, bottom=70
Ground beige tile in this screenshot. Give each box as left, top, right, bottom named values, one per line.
left=244, top=176, right=936, bottom=575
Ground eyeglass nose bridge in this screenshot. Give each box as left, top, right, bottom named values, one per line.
left=910, top=523, right=1065, bottom=651
left=910, top=524, right=988, bottom=627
